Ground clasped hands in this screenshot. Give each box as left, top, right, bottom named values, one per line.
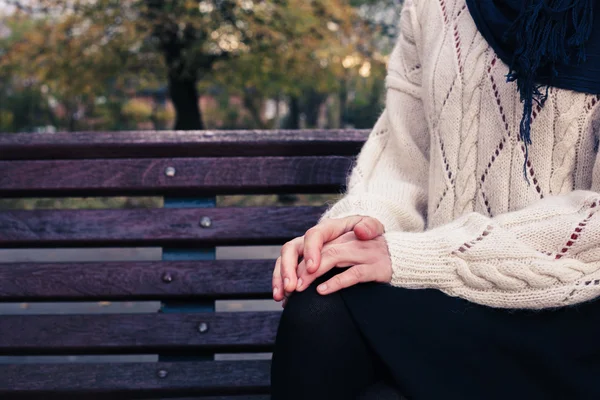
left=272, top=215, right=393, bottom=307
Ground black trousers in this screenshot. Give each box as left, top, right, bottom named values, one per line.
left=271, top=270, right=403, bottom=400
left=271, top=269, right=600, bottom=400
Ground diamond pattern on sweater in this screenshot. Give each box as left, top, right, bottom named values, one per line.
left=433, top=136, right=456, bottom=213
left=324, top=0, right=600, bottom=309
left=555, top=201, right=599, bottom=259
left=452, top=6, right=468, bottom=75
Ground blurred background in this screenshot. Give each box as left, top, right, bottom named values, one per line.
left=0, top=0, right=402, bottom=134
left=0, top=0, right=404, bottom=364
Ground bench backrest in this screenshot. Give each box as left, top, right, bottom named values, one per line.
left=0, top=129, right=367, bottom=399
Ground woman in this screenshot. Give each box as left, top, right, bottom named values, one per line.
left=271, top=0, right=600, bottom=399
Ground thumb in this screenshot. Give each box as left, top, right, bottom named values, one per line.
left=353, top=217, right=385, bottom=240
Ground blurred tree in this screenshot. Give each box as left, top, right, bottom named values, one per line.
left=1, top=3, right=155, bottom=131
left=1, top=0, right=366, bottom=130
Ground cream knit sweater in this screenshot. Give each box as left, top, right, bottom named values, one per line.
left=319, top=0, right=600, bottom=309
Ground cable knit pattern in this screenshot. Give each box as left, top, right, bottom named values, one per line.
left=319, top=0, right=600, bottom=309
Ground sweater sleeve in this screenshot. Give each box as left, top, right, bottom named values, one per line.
left=319, top=0, right=600, bottom=310
left=319, top=0, right=429, bottom=233
left=385, top=189, right=600, bottom=309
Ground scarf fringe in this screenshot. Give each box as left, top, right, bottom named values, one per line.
left=504, top=0, right=593, bottom=182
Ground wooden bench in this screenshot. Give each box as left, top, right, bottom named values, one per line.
left=0, top=130, right=367, bottom=399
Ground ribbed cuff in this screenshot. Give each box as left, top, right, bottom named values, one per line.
left=382, top=213, right=491, bottom=290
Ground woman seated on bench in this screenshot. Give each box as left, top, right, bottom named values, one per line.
left=270, top=0, right=600, bottom=399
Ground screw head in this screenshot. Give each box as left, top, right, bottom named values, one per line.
left=198, top=322, right=209, bottom=333
left=165, top=166, right=176, bottom=177
left=162, top=273, right=173, bottom=283
left=157, top=369, right=168, bottom=379
left=200, top=216, right=212, bottom=228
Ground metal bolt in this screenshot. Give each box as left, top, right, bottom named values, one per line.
left=165, top=166, right=176, bottom=177
left=157, top=369, right=168, bottom=379
left=198, top=322, right=209, bottom=333
left=162, top=273, right=173, bottom=283
left=200, top=216, right=212, bottom=228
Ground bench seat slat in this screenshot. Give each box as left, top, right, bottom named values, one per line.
left=155, top=397, right=270, bottom=400
left=0, top=206, right=325, bottom=248
left=156, top=397, right=270, bottom=400
left=0, top=260, right=273, bottom=301
left=0, top=156, right=352, bottom=197
left=0, top=312, right=279, bottom=355
left=0, top=360, right=270, bottom=398
left=0, top=129, right=367, bottom=160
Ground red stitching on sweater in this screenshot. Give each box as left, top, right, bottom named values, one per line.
left=374, top=128, right=389, bottom=137
left=583, top=280, right=600, bottom=286
left=433, top=136, right=456, bottom=213
left=434, top=177, right=457, bottom=213
left=438, top=78, right=458, bottom=117
left=455, top=225, right=494, bottom=254
left=480, top=137, right=507, bottom=184
left=520, top=145, right=544, bottom=198
left=407, top=64, right=422, bottom=74
left=480, top=188, right=493, bottom=217
left=490, top=74, right=510, bottom=133
left=439, top=0, right=449, bottom=24
left=453, top=24, right=464, bottom=74
left=439, top=137, right=454, bottom=181
left=434, top=187, right=449, bottom=212
left=531, top=103, right=542, bottom=121
left=555, top=201, right=599, bottom=259
left=487, top=57, right=497, bottom=73
left=586, top=95, right=600, bottom=111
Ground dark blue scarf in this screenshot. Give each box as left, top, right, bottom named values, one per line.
left=465, top=0, right=600, bottom=178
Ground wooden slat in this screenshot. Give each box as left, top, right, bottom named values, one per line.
left=157, top=397, right=270, bottom=400
left=0, top=312, right=279, bottom=355
left=0, top=260, right=274, bottom=301
left=0, top=360, right=270, bottom=398
left=0, top=206, right=325, bottom=248
left=0, top=156, right=352, bottom=197
left=151, top=397, right=270, bottom=400
left=0, top=129, right=368, bottom=160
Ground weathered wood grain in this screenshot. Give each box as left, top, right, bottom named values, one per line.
left=0, top=156, right=352, bottom=197
left=0, top=129, right=368, bottom=160
left=0, top=206, right=325, bottom=248
left=0, top=260, right=274, bottom=301
left=0, top=360, right=270, bottom=398
left=0, top=312, right=280, bottom=355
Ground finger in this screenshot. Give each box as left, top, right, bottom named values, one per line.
left=296, top=232, right=356, bottom=291
left=303, top=216, right=363, bottom=273
left=295, top=258, right=307, bottom=291
left=297, top=243, right=356, bottom=291
left=280, top=237, right=303, bottom=293
left=317, top=264, right=370, bottom=295
left=272, top=257, right=286, bottom=302
left=353, top=217, right=385, bottom=241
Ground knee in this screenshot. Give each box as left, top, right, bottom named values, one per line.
left=278, top=282, right=344, bottom=336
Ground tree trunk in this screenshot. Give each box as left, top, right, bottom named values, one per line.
left=168, top=73, right=203, bottom=130
left=304, top=90, right=326, bottom=128
left=286, top=96, right=301, bottom=129
left=339, top=78, right=348, bottom=128
left=242, top=88, right=267, bottom=129
left=66, top=99, right=77, bottom=132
